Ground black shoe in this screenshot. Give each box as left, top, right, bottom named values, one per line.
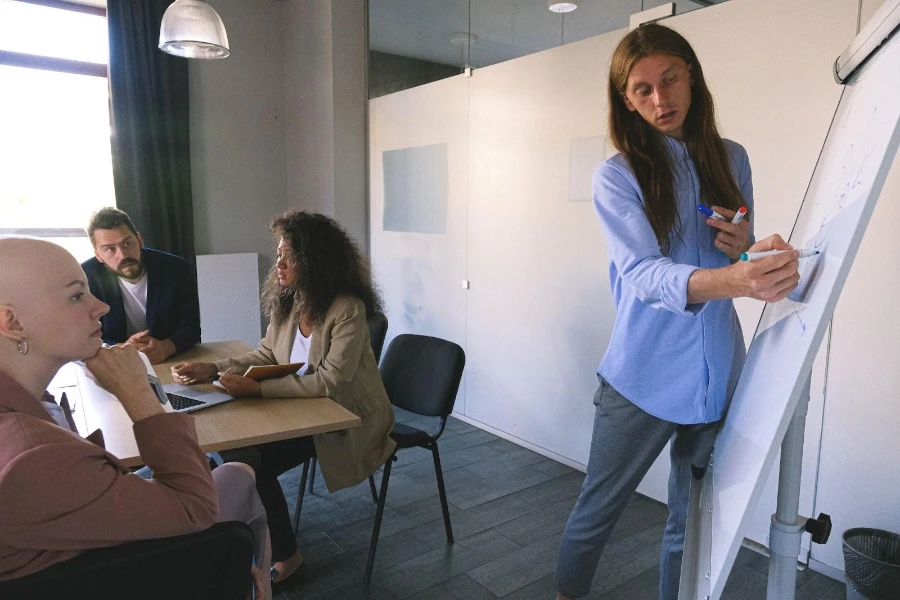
left=270, top=561, right=306, bottom=595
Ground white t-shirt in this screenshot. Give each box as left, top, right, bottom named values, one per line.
left=118, top=275, right=149, bottom=337
left=289, top=326, right=312, bottom=376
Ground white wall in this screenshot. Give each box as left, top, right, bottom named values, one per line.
left=860, top=0, right=884, bottom=27
left=370, top=0, right=897, bottom=577
left=189, top=0, right=288, bottom=262
left=331, top=1, right=369, bottom=249
left=191, top=0, right=369, bottom=263
left=284, top=0, right=369, bottom=249
left=284, top=1, right=334, bottom=218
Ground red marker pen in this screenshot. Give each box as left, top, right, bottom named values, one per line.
left=731, top=206, right=747, bottom=225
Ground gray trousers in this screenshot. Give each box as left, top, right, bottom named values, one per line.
left=556, top=376, right=718, bottom=600
left=134, top=460, right=272, bottom=599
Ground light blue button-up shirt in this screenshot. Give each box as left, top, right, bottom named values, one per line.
left=593, top=136, right=753, bottom=424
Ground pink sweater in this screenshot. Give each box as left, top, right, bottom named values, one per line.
left=0, top=372, right=218, bottom=581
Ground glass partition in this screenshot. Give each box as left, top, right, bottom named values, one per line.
left=368, top=0, right=721, bottom=98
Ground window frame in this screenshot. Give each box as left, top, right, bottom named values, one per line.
left=0, top=0, right=108, bottom=77
left=0, top=0, right=112, bottom=245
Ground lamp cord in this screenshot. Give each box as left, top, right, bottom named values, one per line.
left=560, top=11, right=565, bottom=45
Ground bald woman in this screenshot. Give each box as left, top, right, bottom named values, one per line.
left=0, top=238, right=270, bottom=598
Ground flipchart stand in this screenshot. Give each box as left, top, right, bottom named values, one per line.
left=678, top=374, right=832, bottom=600
left=765, top=376, right=832, bottom=600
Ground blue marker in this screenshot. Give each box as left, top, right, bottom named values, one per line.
left=698, top=204, right=727, bottom=221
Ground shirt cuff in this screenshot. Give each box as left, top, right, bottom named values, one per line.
left=662, top=263, right=705, bottom=316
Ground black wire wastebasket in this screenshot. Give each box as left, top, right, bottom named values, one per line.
left=842, top=528, right=900, bottom=600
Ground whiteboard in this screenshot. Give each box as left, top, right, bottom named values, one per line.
left=686, top=27, right=900, bottom=600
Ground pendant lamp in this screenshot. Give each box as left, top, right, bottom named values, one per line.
left=548, top=0, right=578, bottom=13
left=159, top=0, right=230, bottom=59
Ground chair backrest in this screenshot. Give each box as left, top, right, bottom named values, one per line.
left=379, top=333, right=465, bottom=418
left=368, top=311, right=389, bottom=364
left=0, top=521, right=253, bottom=600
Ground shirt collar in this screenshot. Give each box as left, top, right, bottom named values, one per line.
left=662, top=133, right=690, bottom=159
left=0, top=371, right=57, bottom=425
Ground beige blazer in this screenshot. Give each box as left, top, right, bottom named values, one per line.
left=214, top=295, right=395, bottom=492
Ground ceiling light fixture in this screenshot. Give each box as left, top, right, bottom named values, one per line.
left=450, top=32, right=476, bottom=46
left=548, top=0, right=578, bottom=13
left=159, top=0, right=230, bottom=59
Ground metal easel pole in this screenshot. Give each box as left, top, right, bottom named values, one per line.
left=766, top=377, right=810, bottom=600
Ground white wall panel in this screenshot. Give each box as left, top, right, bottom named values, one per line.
left=196, top=253, right=261, bottom=349
left=369, top=75, right=470, bottom=411
left=464, top=34, right=617, bottom=469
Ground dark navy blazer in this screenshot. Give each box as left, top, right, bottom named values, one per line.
left=81, top=248, right=201, bottom=354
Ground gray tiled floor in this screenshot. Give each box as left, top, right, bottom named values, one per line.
left=274, top=410, right=846, bottom=600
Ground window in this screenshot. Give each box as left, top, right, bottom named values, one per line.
left=0, top=0, right=113, bottom=262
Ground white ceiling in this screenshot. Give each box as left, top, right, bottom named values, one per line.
left=369, top=0, right=713, bottom=69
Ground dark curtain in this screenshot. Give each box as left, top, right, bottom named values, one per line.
left=107, top=0, right=195, bottom=263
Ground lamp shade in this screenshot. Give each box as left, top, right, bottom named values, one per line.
left=548, top=0, right=578, bottom=13
left=159, top=0, right=229, bottom=59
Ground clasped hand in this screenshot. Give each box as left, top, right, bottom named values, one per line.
left=125, top=330, right=176, bottom=364
left=85, top=345, right=164, bottom=422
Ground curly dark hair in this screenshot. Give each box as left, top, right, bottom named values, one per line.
left=261, top=210, right=383, bottom=326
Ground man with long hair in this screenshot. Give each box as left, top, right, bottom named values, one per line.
left=555, top=24, right=800, bottom=600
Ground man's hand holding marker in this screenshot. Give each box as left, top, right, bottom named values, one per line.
left=698, top=204, right=752, bottom=260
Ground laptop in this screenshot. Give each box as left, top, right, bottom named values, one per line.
left=148, top=373, right=237, bottom=413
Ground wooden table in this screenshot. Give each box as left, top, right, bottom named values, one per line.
left=77, top=341, right=360, bottom=467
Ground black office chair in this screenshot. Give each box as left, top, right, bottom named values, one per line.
left=362, top=333, right=465, bottom=582
left=292, top=334, right=465, bottom=583
left=365, top=333, right=466, bottom=584
left=304, top=311, right=390, bottom=497
left=0, top=521, right=254, bottom=600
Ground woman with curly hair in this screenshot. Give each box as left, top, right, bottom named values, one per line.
left=172, top=211, right=395, bottom=589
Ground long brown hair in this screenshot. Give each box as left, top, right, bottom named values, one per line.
left=608, top=24, right=746, bottom=254
left=261, top=211, right=383, bottom=326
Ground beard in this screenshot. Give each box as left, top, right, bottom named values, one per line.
left=113, top=258, right=145, bottom=280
